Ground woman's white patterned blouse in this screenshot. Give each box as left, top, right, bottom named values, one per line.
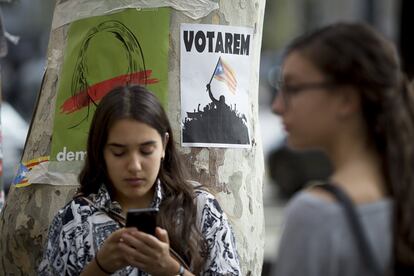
left=38, top=181, right=241, bottom=275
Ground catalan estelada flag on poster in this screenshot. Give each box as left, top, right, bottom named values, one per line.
left=213, top=57, right=237, bottom=94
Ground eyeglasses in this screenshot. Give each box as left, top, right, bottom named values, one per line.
left=275, top=80, right=337, bottom=103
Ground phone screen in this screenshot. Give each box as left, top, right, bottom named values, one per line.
left=125, top=208, right=158, bottom=235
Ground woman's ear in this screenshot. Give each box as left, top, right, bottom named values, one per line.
left=162, top=132, right=169, bottom=159
left=164, top=132, right=170, bottom=146
left=336, top=86, right=361, bottom=119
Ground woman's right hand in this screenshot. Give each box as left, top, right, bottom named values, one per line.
left=94, top=228, right=133, bottom=273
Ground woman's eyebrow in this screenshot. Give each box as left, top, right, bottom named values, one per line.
left=106, top=143, right=125, bottom=148
left=140, top=140, right=157, bottom=146
left=106, top=141, right=157, bottom=147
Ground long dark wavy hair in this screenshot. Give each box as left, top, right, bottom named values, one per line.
left=285, top=23, right=414, bottom=273
left=78, top=85, right=207, bottom=273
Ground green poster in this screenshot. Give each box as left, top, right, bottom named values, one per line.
left=51, top=8, right=170, bottom=162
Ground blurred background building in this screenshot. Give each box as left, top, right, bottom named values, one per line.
left=0, top=0, right=411, bottom=275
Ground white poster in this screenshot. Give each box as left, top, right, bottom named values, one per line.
left=180, top=23, right=252, bottom=148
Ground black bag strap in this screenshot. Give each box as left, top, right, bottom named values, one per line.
left=318, top=183, right=383, bottom=276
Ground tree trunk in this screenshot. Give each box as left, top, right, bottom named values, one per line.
left=0, top=1, right=266, bottom=275
left=0, top=75, right=4, bottom=212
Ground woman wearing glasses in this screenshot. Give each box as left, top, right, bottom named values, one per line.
left=271, top=23, right=414, bottom=275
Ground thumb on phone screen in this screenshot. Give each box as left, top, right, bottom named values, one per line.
left=156, top=227, right=170, bottom=244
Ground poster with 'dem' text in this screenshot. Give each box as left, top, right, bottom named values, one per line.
left=50, top=8, right=170, bottom=162
left=181, top=23, right=253, bottom=148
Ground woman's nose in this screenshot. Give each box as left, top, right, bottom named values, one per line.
left=271, top=91, right=285, bottom=115
left=127, top=153, right=142, bottom=172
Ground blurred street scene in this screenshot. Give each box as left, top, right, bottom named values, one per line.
left=260, top=0, right=408, bottom=275
left=0, top=0, right=54, bottom=196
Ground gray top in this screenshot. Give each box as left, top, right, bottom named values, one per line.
left=271, top=191, right=393, bottom=276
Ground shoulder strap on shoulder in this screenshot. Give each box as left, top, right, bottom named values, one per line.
left=77, top=196, right=126, bottom=227
left=319, top=183, right=383, bottom=276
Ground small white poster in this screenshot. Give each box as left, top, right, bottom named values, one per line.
left=180, top=23, right=252, bottom=148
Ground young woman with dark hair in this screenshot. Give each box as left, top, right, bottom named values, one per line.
left=39, top=85, right=241, bottom=275
left=270, top=23, right=414, bottom=275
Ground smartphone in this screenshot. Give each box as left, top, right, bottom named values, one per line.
left=125, top=207, right=159, bottom=235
